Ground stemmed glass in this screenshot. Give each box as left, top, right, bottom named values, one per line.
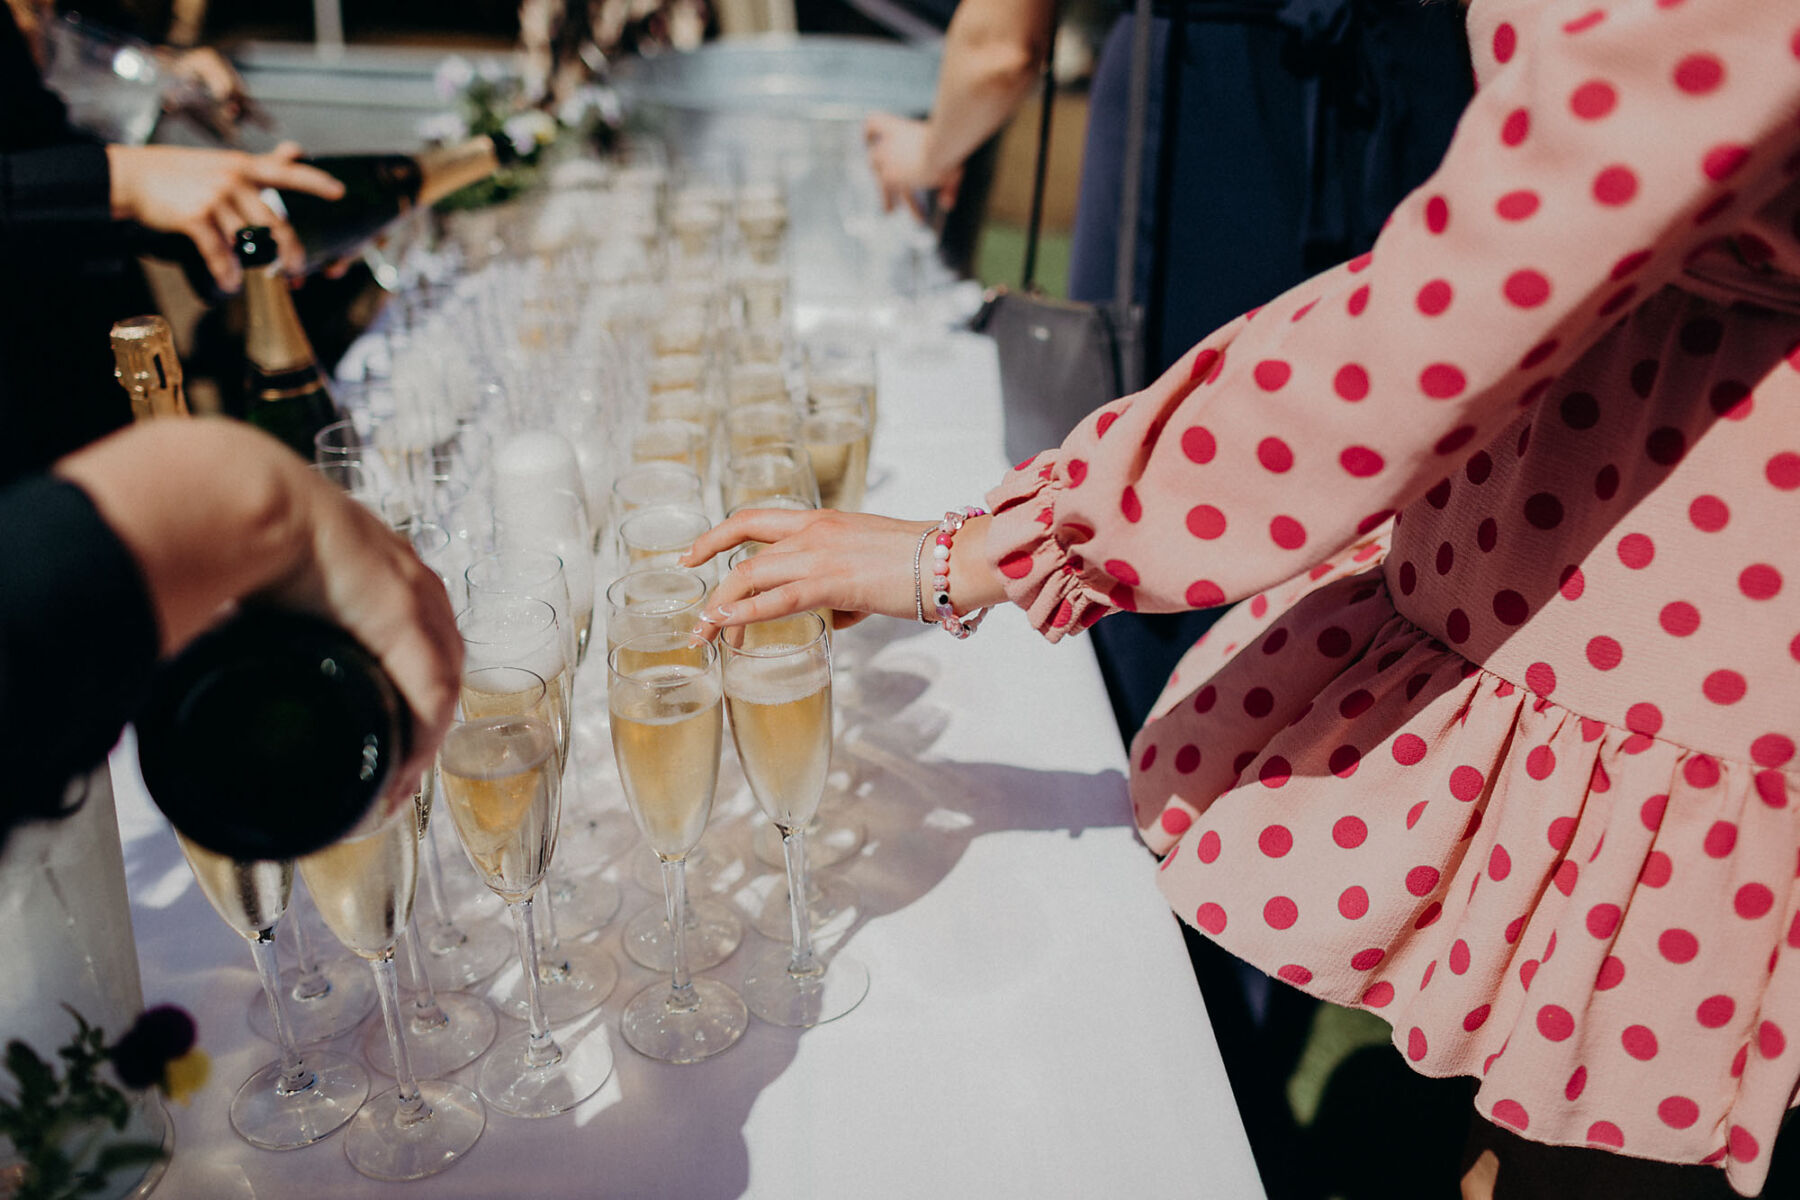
left=617, top=506, right=714, bottom=580
left=359, top=775, right=498, bottom=1080
left=609, top=633, right=747, bottom=1062
left=605, top=569, right=744, bottom=973
left=175, top=835, right=368, bottom=1149
left=244, top=881, right=377, bottom=1047
left=298, top=802, right=485, bottom=1179
left=800, top=389, right=872, bottom=513
left=440, top=669, right=614, bottom=1115
left=723, top=613, right=869, bottom=1025
left=721, top=447, right=820, bottom=513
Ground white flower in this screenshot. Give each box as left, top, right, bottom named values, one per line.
left=416, top=111, right=470, bottom=144
left=503, top=110, right=559, bottom=156
left=475, top=57, right=511, bottom=83
left=556, top=85, right=623, bottom=129
left=433, top=55, right=474, bottom=101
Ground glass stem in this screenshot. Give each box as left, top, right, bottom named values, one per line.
left=401, top=918, right=449, bottom=1031
left=286, top=892, right=331, bottom=1001
left=248, top=928, right=316, bottom=1096
left=507, top=898, right=564, bottom=1069
left=661, top=857, right=699, bottom=1012
left=779, top=826, right=819, bottom=976
left=420, top=835, right=469, bottom=954
left=370, top=952, right=432, bottom=1127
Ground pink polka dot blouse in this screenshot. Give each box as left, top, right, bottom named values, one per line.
left=981, top=0, right=1800, bottom=1191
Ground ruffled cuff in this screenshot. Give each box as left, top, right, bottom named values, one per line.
left=983, top=449, right=1116, bottom=643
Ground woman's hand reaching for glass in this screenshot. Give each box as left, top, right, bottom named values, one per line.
left=685, top=508, right=1009, bottom=630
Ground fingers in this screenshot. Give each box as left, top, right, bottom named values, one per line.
left=248, top=144, right=345, bottom=200
left=685, top=507, right=821, bottom=566
left=185, top=218, right=241, bottom=293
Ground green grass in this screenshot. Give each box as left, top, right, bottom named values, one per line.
left=974, top=222, right=1072, bottom=298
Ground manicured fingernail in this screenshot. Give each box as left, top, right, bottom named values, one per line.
left=707, top=604, right=732, bottom=622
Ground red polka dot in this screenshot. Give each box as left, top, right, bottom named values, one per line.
left=1641, top=851, right=1673, bottom=887
left=1740, top=564, right=1782, bottom=599
left=1659, top=602, right=1700, bottom=637
left=1450, top=765, right=1485, bottom=802
left=1704, top=143, right=1751, bottom=183
left=1618, top=533, right=1655, bottom=568
left=1489, top=844, right=1512, bottom=881
left=1423, top=194, right=1450, bottom=234
left=1683, top=494, right=1729, bottom=532
left=1197, top=830, right=1221, bottom=863
left=1445, top=609, right=1470, bottom=643
left=1350, top=947, right=1385, bottom=972
left=1730, top=1126, right=1760, bottom=1163
left=1526, top=662, right=1557, bottom=695
left=1347, top=285, right=1370, bottom=316
left=1407, top=1028, right=1429, bottom=1062
left=1582, top=636, right=1622, bottom=671
left=1698, top=995, right=1737, bottom=1028
left=1587, top=1122, right=1625, bottom=1149
left=1554, top=860, right=1580, bottom=896
left=1735, top=883, right=1774, bottom=920
left=1753, top=734, right=1794, bottom=767
left=1525, top=492, right=1564, bottom=529
left=1767, top=452, right=1800, bottom=490
left=1347, top=252, right=1372, bottom=273
left=1491, top=1099, right=1529, bottom=1131
left=1195, top=902, right=1227, bottom=933
left=1585, top=903, right=1621, bottom=938
left=1120, top=487, right=1143, bottom=523
left=1420, top=363, right=1466, bottom=399
left=1337, top=690, right=1373, bottom=721
left=1571, top=83, right=1619, bottom=123
left=1254, top=360, right=1291, bottom=391
left=1185, top=505, right=1226, bottom=541
left=1659, top=1097, right=1700, bottom=1129
left=1592, top=165, right=1639, bottom=206
left=1415, top=279, right=1453, bottom=316
left=1336, top=885, right=1370, bottom=919
left=1759, top=1021, right=1786, bottom=1059
left=1185, top=580, right=1225, bottom=608
left=1455, top=1004, right=1490, bottom=1034
left=1444, top=939, right=1469, bottom=976
left=1641, top=793, right=1670, bottom=831
left=1703, top=670, right=1747, bottom=706
left=1623, top=1025, right=1659, bottom=1060
left=1537, top=1005, right=1575, bottom=1041
left=1560, top=391, right=1599, bottom=429
left=1501, top=107, right=1531, bottom=146
left=1660, top=928, right=1700, bottom=963
left=1361, top=982, right=1394, bottom=1009
left=1597, top=956, right=1626, bottom=990
left=1627, top=702, right=1664, bottom=736
left=1435, top=542, right=1455, bottom=576
left=1674, top=53, right=1725, bottom=94
left=1493, top=590, right=1530, bottom=625
left=1104, top=559, right=1140, bottom=588
left=1495, top=189, right=1540, bottom=221
left=1277, top=964, right=1313, bottom=985
left=1406, top=866, right=1441, bottom=897
left=1320, top=362, right=1372, bottom=405
left=1172, top=745, right=1202, bottom=776
left=1256, top=437, right=1295, bottom=474
left=1393, top=734, right=1427, bottom=766
left=1180, top=425, right=1217, bottom=464
left=1326, top=816, right=1371, bottom=854
left=1529, top=748, right=1560, bottom=784
left=1258, top=825, right=1294, bottom=858
left=1705, top=821, right=1737, bottom=857
left=1264, top=896, right=1299, bottom=930
left=1065, top=459, right=1087, bottom=487
left=1158, top=808, right=1191, bottom=837
left=1612, top=249, right=1653, bottom=280
left=1504, top=270, right=1551, bottom=308
left=1593, top=462, right=1621, bottom=500
left=1139, top=744, right=1158, bottom=772
left=1270, top=516, right=1307, bottom=550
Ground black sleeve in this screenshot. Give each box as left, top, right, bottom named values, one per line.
left=0, top=141, right=114, bottom=239
left=0, top=475, right=160, bottom=836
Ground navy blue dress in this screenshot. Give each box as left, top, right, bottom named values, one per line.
left=1067, top=0, right=1472, bottom=743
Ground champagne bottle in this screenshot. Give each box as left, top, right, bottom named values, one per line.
left=271, top=135, right=515, bottom=274
left=135, top=609, right=412, bottom=862
left=109, top=315, right=190, bottom=421
left=237, top=225, right=343, bottom=459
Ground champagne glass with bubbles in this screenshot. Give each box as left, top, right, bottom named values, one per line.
left=441, top=669, right=615, bottom=1114
left=609, top=633, right=747, bottom=1062
left=176, top=835, right=368, bottom=1150
left=298, top=803, right=485, bottom=1179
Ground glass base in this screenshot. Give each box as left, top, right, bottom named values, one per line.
left=418, top=915, right=512, bottom=991
left=476, top=1025, right=614, bottom=1118
left=623, top=896, right=742, bottom=972
left=742, top=945, right=869, bottom=1027
left=543, top=871, right=623, bottom=938
left=343, top=1080, right=485, bottom=1181
left=621, top=977, right=747, bottom=1064
left=747, top=872, right=859, bottom=942
left=753, top=814, right=863, bottom=870
left=360, top=990, right=498, bottom=1079
left=492, top=939, right=619, bottom=1024
left=247, top=958, right=377, bottom=1046
left=229, top=1049, right=368, bottom=1150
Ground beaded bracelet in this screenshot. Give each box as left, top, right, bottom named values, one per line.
left=929, top=506, right=990, bottom=639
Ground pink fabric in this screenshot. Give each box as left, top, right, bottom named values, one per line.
left=983, top=0, right=1800, bottom=1192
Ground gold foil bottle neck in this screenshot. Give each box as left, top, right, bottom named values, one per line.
left=110, top=315, right=189, bottom=420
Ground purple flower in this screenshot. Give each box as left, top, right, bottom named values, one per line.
left=107, top=1006, right=196, bottom=1090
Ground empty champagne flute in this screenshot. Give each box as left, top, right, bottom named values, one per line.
left=176, top=835, right=368, bottom=1150
left=299, top=803, right=485, bottom=1179
left=609, top=633, right=746, bottom=1062
left=440, top=671, right=614, bottom=1114
left=723, top=613, right=868, bottom=1025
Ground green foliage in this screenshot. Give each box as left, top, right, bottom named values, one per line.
left=0, top=1009, right=167, bottom=1200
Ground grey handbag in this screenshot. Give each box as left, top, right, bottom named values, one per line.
left=970, top=0, right=1156, bottom=467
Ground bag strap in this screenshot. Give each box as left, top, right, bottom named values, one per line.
left=1142, top=0, right=1186, bottom=369
left=1021, top=22, right=1059, bottom=290
left=1111, top=0, right=1156, bottom=392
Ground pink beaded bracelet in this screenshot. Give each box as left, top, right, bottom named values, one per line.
left=929, top=506, right=990, bottom=639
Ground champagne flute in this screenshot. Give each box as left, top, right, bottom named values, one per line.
left=605, top=569, right=744, bottom=973
left=175, top=835, right=368, bottom=1149
left=725, top=362, right=790, bottom=409
left=721, top=446, right=820, bottom=513
left=724, top=613, right=868, bottom=1025
left=298, top=804, right=485, bottom=1179
left=244, top=880, right=378, bottom=1047
left=616, top=506, right=714, bottom=579
left=610, top=462, right=707, bottom=525
left=440, top=673, right=614, bottom=1115
left=800, top=390, right=872, bottom=513
left=722, top=403, right=800, bottom=459
left=493, top=489, right=596, bottom=669
left=609, top=633, right=746, bottom=1062
left=359, top=770, right=499, bottom=1080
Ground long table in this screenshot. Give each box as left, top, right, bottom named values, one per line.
left=109, top=326, right=1266, bottom=1199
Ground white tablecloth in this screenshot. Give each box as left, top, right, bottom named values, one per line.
left=110, top=329, right=1265, bottom=1199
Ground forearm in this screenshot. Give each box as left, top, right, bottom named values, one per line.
left=921, top=0, right=1055, bottom=180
